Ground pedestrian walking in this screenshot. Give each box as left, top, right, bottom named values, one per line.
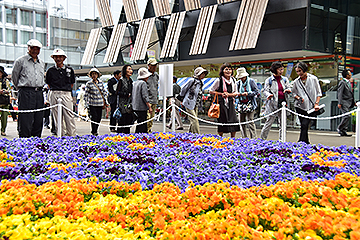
left=337, top=69, right=355, bottom=137
left=12, top=39, right=45, bottom=138
left=178, top=67, right=207, bottom=134
left=116, top=65, right=133, bottom=134
left=209, top=63, right=240, bottom=138
left=107, top=70, right=121, bottom=132
left=0, top=66, right=10, bottom=136
left=235, top=67, right=260, bottom=139
left=292, top=61, right=322, bottom=144
left=167, top=76, right=183, bottom=130
left=77, top=84, right=87, bottom=120
left=84, top=68, right=108, bottom=136
left=146, top=59, right=159, bottom=133
left=132, top=68, right=153, bottom=133
left=260, top=61, right=291, bottom=140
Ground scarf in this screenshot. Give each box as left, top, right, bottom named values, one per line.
left=238, top=77, right=252, bottom=102
left=221, top=76, right=234, bottom=108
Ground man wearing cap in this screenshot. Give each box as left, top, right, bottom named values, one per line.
left=12, top=39, right=45, bottom=137
left=107, top=70, right=121, bottom=132
left=146, top=58, right=159, bottom=133
left=45, top=48, right=76, bottom=136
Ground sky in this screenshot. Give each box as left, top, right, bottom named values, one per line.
left=48, top=0, right=148, bottom=22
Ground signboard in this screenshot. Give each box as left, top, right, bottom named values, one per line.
left=159, top=64, right=173, bottom=97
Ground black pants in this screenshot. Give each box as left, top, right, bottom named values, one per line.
left=338, top=104, right=351, bottom=132
left=118, top=112, right=133, bottom=134
left=89, top=106, right=103, bottom=134
left=18, top=88, right=44, bottom=137
left=135, top=111, right=147, bottom=133
left=295, top=107, right=312, bottom=144
left=109, top=102, right=117, bottom=131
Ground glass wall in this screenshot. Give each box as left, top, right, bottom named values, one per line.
left=21, top=10, right=32, bottom=26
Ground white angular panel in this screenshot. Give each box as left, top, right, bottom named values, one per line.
left=130, top=17, right=156, bottom=61
left=103, top=23, right=127, bottom=63
left=81, top=28, right=102, bottom=66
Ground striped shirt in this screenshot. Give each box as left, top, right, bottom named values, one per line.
left=84, top=80, right=108, bottom=107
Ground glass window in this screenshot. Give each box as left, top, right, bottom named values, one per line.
left=21, top=10, right=32, bottom=26
left=6, top=29, right=17, bottom=44
left=36, top=33, right=46, bottom=46
left=6, top=8, right=17, bottom=24
left=21, top=31, right=32, bottom=44
left=0, top=31, right=2, bottom=43
left=0, top=10, right=2, bottom=23
left=36, top=13, right=46, bottom=28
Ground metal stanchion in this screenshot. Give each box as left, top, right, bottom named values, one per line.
left=57, top=99, right=62, bottom=137
left=356, top=102, right=360, bottom=148
left=171, top=100, right=176, bottom=132
left=281, top=101, right=287, bottom=142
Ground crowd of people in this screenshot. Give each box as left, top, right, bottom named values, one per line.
left=0, top=38, right=356, bottom=143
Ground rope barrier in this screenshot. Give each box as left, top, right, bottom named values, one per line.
left=173, top=104, right=282, bottom=126
left=286, top=108, right=356, bottom=121
left=61, top=105, right=172, bottom=129
left=0, top=104, right=58, bottom=113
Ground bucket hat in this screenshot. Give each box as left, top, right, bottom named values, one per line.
left=147, top=58, right=158, bottom=65
left=138, top=67, right=152, bottom=80
left=193, top=67, right=208, bottom=78
left=88, top=68, right=101, bottom=77
left=236, top=67, right=249, bottom=79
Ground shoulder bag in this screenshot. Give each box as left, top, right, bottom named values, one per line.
left=208, top=94, right=220, bottom=118
left=93, top=81, right=107, bottom=109
left=299, top=80, right=325, bottom=116
left=0, top=94, right=10, bottom=106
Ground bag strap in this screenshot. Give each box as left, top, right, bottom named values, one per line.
left=213, top=93, right=218, bottom=104
left=298, top=79, right=315, bottom=107
left=179, top=79, right=196, bottom=98
left=93, top=81, right=106, bottom=105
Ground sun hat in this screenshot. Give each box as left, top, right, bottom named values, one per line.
left=193, top=67, right=208, bottom=78
left=88, top=68, right=101, bottom=77
left=51, top=48, right=67, bottom=58
left=27, top=39, right=43, bottom=48
left=0, top=66, right=8, bottom=78
left=138, top=67, right=152, bottom=80
left=235, top=67, right=249, bottom=79
left=147, top=58, right=158, bottom=65
left=81, top=84, right=86, bottom=89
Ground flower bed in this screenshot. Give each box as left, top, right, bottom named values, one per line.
left=0, top=133, right=360, bottom=239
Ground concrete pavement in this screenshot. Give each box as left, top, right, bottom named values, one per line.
left=1, top=118, right=357, bottom=147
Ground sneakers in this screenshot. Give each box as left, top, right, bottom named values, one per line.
left=176, top=126, right=183, bottom=130
left=337, top=128, right=352, bottom=137
left=1, top=132, right=6, bottom=136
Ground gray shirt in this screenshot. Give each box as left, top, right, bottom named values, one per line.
left=12, top=54, right=45, bottom=89
left=146, top=72, right=159, bottom=104
left=292, top=73, right=322, bottom=111
left=132, top=79, right=150, bottom=111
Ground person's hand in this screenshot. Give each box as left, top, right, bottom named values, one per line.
left=314, top=103, right=320, bottom=111
left=149, top=107, right=153, bottom=113
left=222, top=92, right=228, bottom=98
left=242, top=92, right=248, bottom=96
left=267, top=94, right=273, bottom=100
left=338, top=104, right=342, bottom=109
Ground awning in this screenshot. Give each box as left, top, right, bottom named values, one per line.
left=177, top=77, right=217, bottom=91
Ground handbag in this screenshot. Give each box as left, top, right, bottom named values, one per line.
left=124, top=98, right=133, bottom=114
left=237, top=101, right=253, bottom=114
left=0, top=94, right=10, bottom=106
left=208, top=94, right=220, bottom=118
left=113, top=108, right=122, bottom=120
left=299, top=80, right=325, bottom=116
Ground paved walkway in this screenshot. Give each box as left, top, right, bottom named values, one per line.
left=2, top=118, right=356, bottom=147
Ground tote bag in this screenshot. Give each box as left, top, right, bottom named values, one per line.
left=208, top=94, right=220, bottom=118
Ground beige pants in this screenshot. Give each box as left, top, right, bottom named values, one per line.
left=239, top=111, right=257, bottom=138
left=147, top=104, right=157, bottom=133
left=186, top=107, right=200, bottom=134
left=49, top=90, right=76, bottom=136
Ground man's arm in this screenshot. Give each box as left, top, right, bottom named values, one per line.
left=12, top=59, right=22, bottom=88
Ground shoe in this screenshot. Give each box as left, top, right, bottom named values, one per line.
left=166, top=125, right=171, bottom=129
left=1, top=132, right=6, bottom=136
left=340, top=131, right=352, bottom=137
left=110, top=129, right=116, bottom=132
left=92, top=132, right=98, bottom=136
left=44, top=125, right=50, bottom=129
left=337, top=128, right=343, bottom=136
left=176, top=127, right=183, bottom=130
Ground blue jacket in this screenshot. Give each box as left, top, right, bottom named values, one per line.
left=236, top=77, right=260, bottom=110
left=179, top=78, right=203, bottom=110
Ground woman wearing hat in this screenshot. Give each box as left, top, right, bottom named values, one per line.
left=178, top=66, right=207, bottom=134
left=132, top=68, right=153, bottom=133
left=77, top=84, right=87, bottom=120
left=209, top=63, right=240, bottom=138
left=0, top=66, right=10, bottom=136
left=84, top=68, right=108, bottom=136
left=260, top=61, right=291, bottom=140
left=236, top=67, right=260, bottom=139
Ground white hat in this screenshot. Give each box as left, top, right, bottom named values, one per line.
left=138, top=67, right=152, bottom=79
left=236, top=67, right=249, bottom=79
left=193, top=67, right=208, bottom=78
left=51, top=48, right=67, bottom=58
left=147, top=58, right=158, bottom=65
left=27, top=39, right=42, bottom=48
left=88, top=68, right=101, bottom=77
left=81, top=84, right=86, bottom=89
